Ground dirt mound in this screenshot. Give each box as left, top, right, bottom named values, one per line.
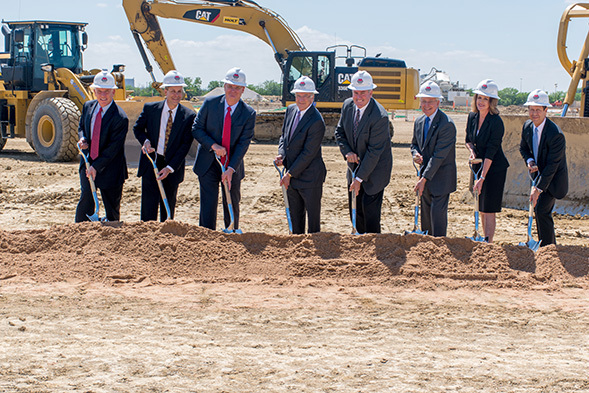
left=1, top=221, right=587, bottom=290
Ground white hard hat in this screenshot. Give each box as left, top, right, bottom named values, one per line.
left=348, top=70, right=377, bottom=91
left=223, top=67, right=247, bottom=87
left=524, top=89, right=552, bottom=107
left=416, top=81, right=442, bottom=99
left=291, top=76, right=318, bottom=94
left=90, top=70, right=117, bottom=89
left=473, top=79, right=500, bottom=100
left=161, top=70, right=187, bottom=88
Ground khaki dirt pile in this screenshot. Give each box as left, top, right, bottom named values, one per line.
left=1, top=221, right=587, bottom=290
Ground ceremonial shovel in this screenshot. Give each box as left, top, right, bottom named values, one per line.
left=519, top=167, right=542, bottom=252
left=144, top=151, right=172, bottom=220
left=77, top=142, right=106, bottom=222
left=215, top=154, right=242, bottom=234
left=404, top=160, right=427, bottom=235
left=273, top=162, right=293, bottom=234
left=467, top=158, right=486, bottom=242
left=347, top=164, right=360, bottom=235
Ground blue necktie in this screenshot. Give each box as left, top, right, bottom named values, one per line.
left=289, top=110, right=301, bottom=141
left=423, top=116, right=430, bottom=144
left=532, top=126, right=539, bottom=162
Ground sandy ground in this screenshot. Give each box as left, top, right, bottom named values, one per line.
left=1, top=111, right=588, bottom=392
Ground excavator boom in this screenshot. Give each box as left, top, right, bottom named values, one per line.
left=557, top=2, right=589, bottom=116
left=123, top=0, right=305, bottom=80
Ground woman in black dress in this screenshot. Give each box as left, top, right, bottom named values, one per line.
left=465, top=79, right=509, bottom=243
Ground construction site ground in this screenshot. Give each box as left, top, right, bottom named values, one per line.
left=1, top=112, right=588, bottom=392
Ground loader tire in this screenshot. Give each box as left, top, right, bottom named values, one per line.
left=31, top=97, right=80, bottom=162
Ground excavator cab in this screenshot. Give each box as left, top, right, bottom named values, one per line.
left=282, top=51, right=341, bottom=109
left=0, top=21, right=87, bottom=92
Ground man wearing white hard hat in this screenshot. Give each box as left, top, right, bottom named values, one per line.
left=192, top=67, right=256, bottom=230
left=335, top=70, right=392, bottom=234
left=274, top=76, right=326, bottom=234
left=133, top=70, right=196, bottom=221
left=75, top=70, right=129, bottom=222
left=410, top=81, right=457, bottom=237
left=519, top=89, right=568, bottom=246
left=464, top=79, right=510, bottom=243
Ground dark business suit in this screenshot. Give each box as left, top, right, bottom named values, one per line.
left=278, top=104, right=326, bottom=234
left=519, top=118, right=568, bottom=246
left=335, top=97, right=392, bottom=233
left=75, top=100, right=129, bottom=222
left=410, top=109, right=457, bottom=237
left=133, top=100, right=196, bottom=221
left=192, top=94, right=256, bottom=230
left=465, top=112, right=509, bottom=212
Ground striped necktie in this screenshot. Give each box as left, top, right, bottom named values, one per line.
left=353, top=108, right=360, bottom=139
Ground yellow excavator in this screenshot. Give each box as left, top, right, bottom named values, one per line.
left=558, top=2, right=589, bottom=116
left=122, top=0, right=420, bottom=112
left=0, top=20, right=129, bottom=160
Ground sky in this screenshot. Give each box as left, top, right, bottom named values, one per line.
left=2, top=0, right=587, bottom=93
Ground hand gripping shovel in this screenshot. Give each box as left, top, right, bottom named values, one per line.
left=215, top=154, right=242, bottom=234
left=273, top=162, right=293, bottom=234
left=467, top=158, right=486, bottom=243
left=144, top=151, right=172, bottom=220
left=519, top=168, right=542, bottom=252
left=77, top=142, right=106, bottom=222
left=404, top=160, right=428, bottom=235
left=347, top=164, right=360, bottom=235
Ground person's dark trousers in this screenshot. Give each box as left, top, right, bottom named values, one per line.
left=140, top=155, right=179, bottom=222
left=535, top=191, right=556, bottom=246
left=348, top=186, right=384, bottom=234
left=287, top=186, right=323, bottom=234
left=198, top=161, right=241, bottom=230
left=75, top=169, right=123, bottom=222
left=420, top=187, right=450, bottom=237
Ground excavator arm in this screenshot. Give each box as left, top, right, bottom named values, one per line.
left=123, top=0, right=305, bottom=84
left=557, top=2, right=589, bottom=116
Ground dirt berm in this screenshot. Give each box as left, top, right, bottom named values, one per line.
left=1, top=221, right=587, bottom=290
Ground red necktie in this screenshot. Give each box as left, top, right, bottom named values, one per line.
left=221, top=107, right=231, bottom=165
left=90, top=107, right=102, bottom=160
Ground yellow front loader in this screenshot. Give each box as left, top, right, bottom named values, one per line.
left=0, top=20, right=127, bottom=161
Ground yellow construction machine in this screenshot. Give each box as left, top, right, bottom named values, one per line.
left=558, top=2, right=589, bottom=116
left=0, top=20, right=127, bottom=161
left=122, top=0, right=420, bottom=112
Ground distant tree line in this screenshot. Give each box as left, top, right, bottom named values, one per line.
left=128, top=78, right=282, bottom=98
left=467, top=87, right=581, bottom=106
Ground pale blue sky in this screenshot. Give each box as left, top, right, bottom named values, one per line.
left=2, top=0, right=585, bottom=93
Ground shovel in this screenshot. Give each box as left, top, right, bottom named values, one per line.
left=77, top=142, right=106, bottom=222
left=215, top=154, right=242, bottom=234
left=404, top=160, right=428, bottom=235
left=273, top=162, right=293, bottom=234
left=466, top=158, right=486, bottom=243
left=347, top=163, right=360, bottom=235
left=144, top=151, right=172, bottom=220
left=519, top=167, right=542, bottom=252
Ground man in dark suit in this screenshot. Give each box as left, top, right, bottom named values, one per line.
left=410, top=81, right=457, bottom=237
left=520, top=89, right=568, bottom=246
left=133, top=70, right=196, bottom=221
left=274, top=76, right=326, bottom=234
left=75, top=70, right=128, bottom=222
left=335, top=71, right=392, bottom=234
left=192, top=67, right=256, bottom=230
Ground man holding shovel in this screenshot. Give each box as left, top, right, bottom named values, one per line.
left=274, top=76, right=326, bottom=234
left=410, top=81, right=457, bottom=237
left=134, top=70, right=196, bottom=221
left=192, top=67, right=256, bottom=231
left=75, top=70, right=128, bottom=222
left=519, top=89, right=568, bottom=246
left=335, top=71, right=392, bottom=234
